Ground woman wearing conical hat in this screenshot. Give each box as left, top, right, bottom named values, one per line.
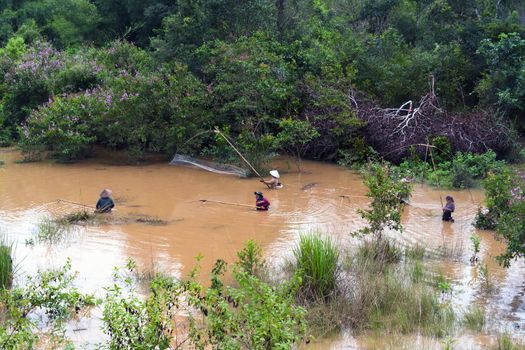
left=96, top=189, right=115, bottom=213
left=260, top=170, right=283, bottom=189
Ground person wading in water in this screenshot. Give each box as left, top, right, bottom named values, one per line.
left=260, top=170, right=283, bottom=189
left=96, top=189, right=115, bottom=213
left=254, top=192, right=270, bottom=211
left=442, top=195, right=455, bottom=223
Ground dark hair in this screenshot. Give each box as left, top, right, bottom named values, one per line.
left=446, top=196, right=454, bottom=202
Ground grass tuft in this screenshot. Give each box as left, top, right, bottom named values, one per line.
left=495, top=334, right=525, bottom=350
left=462, top=304, right=485, bottom=332
left=0, top=235, right=13, bottom=289
left=293, top=233, right=340, bottom=301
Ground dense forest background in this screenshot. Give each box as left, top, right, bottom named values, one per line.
left=0, top=0, right=523, bottom=165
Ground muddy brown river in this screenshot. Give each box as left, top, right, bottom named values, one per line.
left=1, top=148, right=524, bottom=349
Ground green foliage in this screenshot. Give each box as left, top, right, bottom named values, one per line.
left=102, top=265, right=183, bottom=350
left=357, top=163, right=411, bottom=240
left=276, top=118, right=319, bottom=170
left=186, top=259, right=307, bottom=349
left=0, top=235, right=13, bottom=289
left=475, top=166, right=524, bottom=267
left=0, top=259, right=96, bottom=349
left=398, top=150, right=505, bottom=189
left=293, top=233, right=340, bottom=300
left=470, top=235, right=481, bottom=257
left=236, top=240, right=265, bottom=276
left=477, top=32, right=525, bottom=130
left=1, top=36, right=26, bottom=60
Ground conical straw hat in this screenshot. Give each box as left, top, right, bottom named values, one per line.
left=270, top=170, right=280, bottom=178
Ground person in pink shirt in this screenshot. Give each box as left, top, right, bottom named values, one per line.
left=254, top=191, right=270, bottom=211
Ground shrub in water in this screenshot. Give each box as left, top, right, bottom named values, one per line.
left=293, top=233, right=340, bottom=300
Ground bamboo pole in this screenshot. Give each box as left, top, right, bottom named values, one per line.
left=427, top=141, right=444, bottom=208
left=199, top=199, right=254, bottom=209
left=57, top=199, right=95, bottom=210
left=213, top=127, right=271, bottom=188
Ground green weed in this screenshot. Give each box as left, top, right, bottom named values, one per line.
left=0, top=235, right=13, bottom=289
left=495, top=334, right=525, bottom=350
left=34, top=216, right=71, bottom=244
left=462, top=304, right=485, bottom=332
left=293, top=233, right=340, bottom=300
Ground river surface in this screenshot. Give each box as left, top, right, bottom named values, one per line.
left=1, top=148, right=524, bottom=349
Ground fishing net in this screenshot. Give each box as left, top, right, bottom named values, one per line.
left=169, top=154, right=248, bottom=178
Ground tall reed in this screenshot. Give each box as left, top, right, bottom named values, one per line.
left=293, top=233, right=340, bottom=300
left=0, top=235, right=13, bottom=289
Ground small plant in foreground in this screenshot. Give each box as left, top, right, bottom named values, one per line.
left=186, top=259, right=307, bottom=349
left=478, top=263, right=495, bottom=294
left=293, top=233, right=340, bottom=300
left=435, top=274, right=452, bottom=295
left=102, top=264, right=185, bottom=350
left=236, top=239, right=266, bottom=276
left=470, top=235, right=481, bottom=263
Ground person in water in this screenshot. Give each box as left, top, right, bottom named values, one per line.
left=96, top=189, right=115, bottom=213
left=442, top=195, right=455, bottom=222
left=254, top=191, right=270, bottom=211
left=260, top=170, right=282, bottom=189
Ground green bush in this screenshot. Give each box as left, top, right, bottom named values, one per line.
left=293, top=233, right=340, bottom=300
left=102, top=268, right=182, bottom=350
left=0, top=259, right=96, bottom=349
left=186, top=259, right=307, bottom=349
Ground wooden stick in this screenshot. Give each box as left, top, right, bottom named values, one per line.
left=214, top=127, right=270, bottom=188
left=57, top=199, right=95, bottom=210
left=427, top=141, right=444, bottom=208
left=199, top=199, right=254, bottom=209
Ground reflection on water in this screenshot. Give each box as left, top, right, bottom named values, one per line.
left=1, top=148, right=524, bottom=348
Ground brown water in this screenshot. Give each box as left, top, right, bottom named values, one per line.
left=1, top=148, right=524, bottom=348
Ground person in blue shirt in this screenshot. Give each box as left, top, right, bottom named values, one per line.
left=96, top=189, right=115, bottom=213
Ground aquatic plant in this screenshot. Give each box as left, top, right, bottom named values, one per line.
left=462, top=305, right=485, bottom=332
left=348, top=247, right=455, bottom=336
left=0, top=235, right=13, bottom=289
left=356, top=238, right=402, bottom=267
left=405, top=244, right=426, bottom=261
left=34, top=216, right=70, bottom=244
left=293, top=233, right=340, bottom=300
left=470, top=235, right=481, bottom=263
left=478, top=263, right=495, bottom=294
left=57, top=210, right=95, bottom=224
